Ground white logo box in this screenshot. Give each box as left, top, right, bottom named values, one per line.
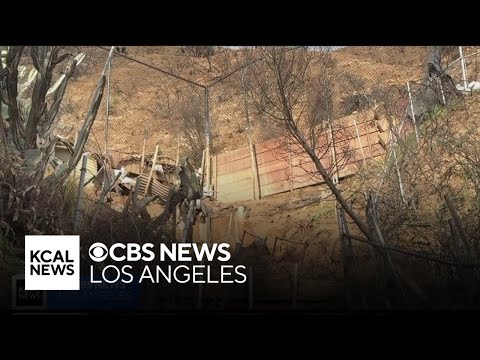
left=25, top=235, right=80, bottom=291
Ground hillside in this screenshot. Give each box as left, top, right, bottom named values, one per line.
left=3, top=46, right=480, bottom=310
left=58, top=46, right=432, bottom=166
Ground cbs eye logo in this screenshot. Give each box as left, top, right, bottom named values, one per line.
left=89, top=243, right=108, bottom=262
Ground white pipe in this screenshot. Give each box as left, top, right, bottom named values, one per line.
left=105, top=48, right=113, bottom=156
left=459, top=46, right=468, bottom=93
left=392, top=147, right=407, bottom=207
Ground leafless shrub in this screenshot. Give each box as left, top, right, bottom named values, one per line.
left=178, top=93, right=205, bottom=166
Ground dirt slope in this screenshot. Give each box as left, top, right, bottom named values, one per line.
left=58, top=46, right=430, bottom=164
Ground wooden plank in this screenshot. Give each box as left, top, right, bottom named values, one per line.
left=257, top=161, right=290, bottom=176
left=217, top=169, right=253, bottom=184
left=258, top=168, right=291, bottom=186
left=260, top=180, right=291, bottom=197
left=216, top=158, right=252, bottom=176
left=140, top=134, right=147, bottom=173
left=144, top=143, right=159, bottom=196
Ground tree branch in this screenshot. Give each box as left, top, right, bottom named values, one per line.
left=5, top=46, right=25, bottom=150
left=25, top=47, right=58, bottom=149
left=54, top=47, right=114, bottom=185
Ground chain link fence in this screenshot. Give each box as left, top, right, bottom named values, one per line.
left=347, top=233, right=480, bottom=307
left=56, top=47, right=423, bottom=166
left=55, top=46, right=480, bottom=166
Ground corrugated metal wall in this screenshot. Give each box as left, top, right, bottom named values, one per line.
left=214, top=110, right=389, bottom=202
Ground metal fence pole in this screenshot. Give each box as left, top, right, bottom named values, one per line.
left=105, top=51, right=112, bottom=156
left=204, top=87, right=211, bottom=189
left=459, top=46, right=468, bottom=94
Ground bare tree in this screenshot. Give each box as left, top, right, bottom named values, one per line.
left=409, top=46, right=461, bottom=122
left=247, top=46, right=372, bottom=240
left=182, top=46, right=216, bottom=73
left=178, top=92, right=205, bottom=166
left=0, top=46, right=112, bottom=236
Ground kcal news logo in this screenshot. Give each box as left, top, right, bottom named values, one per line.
left=25, top=235, right=80, bottom=290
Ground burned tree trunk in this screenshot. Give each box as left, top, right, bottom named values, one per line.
left=0, top=46, right=113, bottom=238
left=408, top=46, right=461, bottom=123
left=155, top=157, right=203, bottom=242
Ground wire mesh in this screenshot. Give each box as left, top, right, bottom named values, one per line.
left=54, top=46, right=449, bottom=163
left=349, top=236, right=480, bottom=307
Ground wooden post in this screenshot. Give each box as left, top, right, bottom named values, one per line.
left=247, top=140, right=261, bottom=200
left=140, top=132, right=147, bottom=174
left=255, top=144, right=262, bottom=199
left=73, top=155, right=88, bottom=233
left=250, top=142, right=257, bottom=200
left=364, top=120, right=373, bottom=158
left=144, top=143, right=159, bottom=196
left=352, top=115, right=367, bottom=166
